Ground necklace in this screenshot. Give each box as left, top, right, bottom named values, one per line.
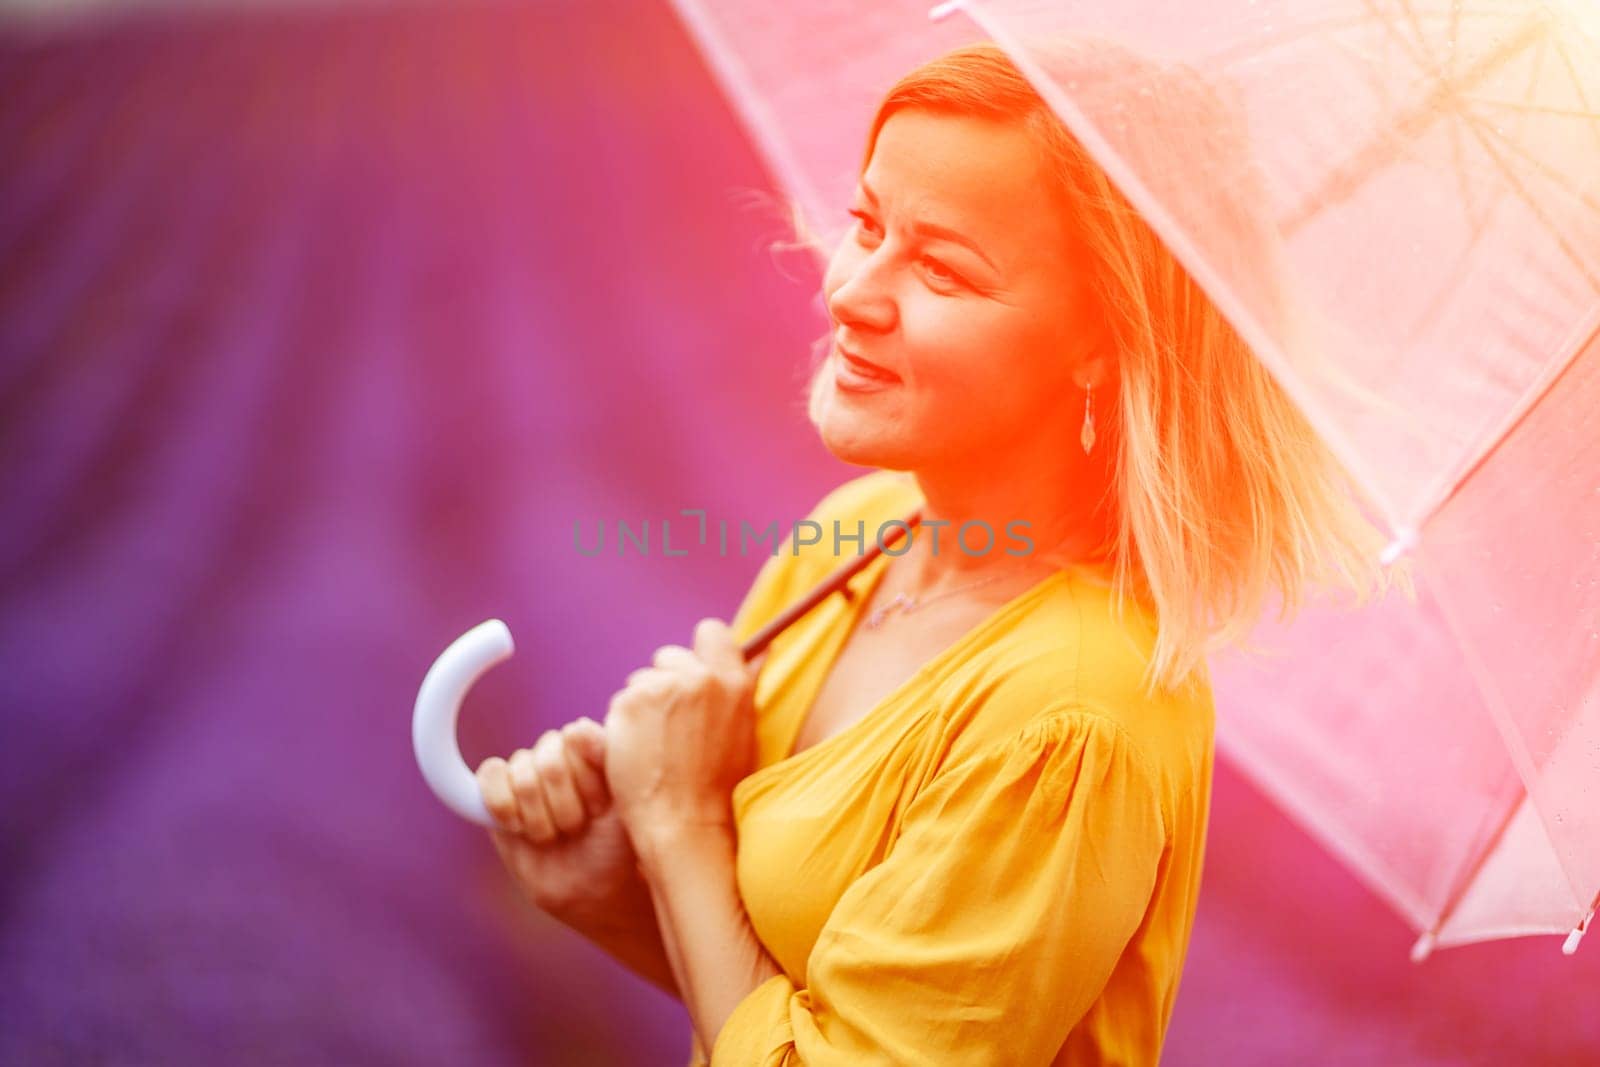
left=864, top=572, right=1007, bottom=629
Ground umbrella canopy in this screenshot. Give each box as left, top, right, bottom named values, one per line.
left=665, top=0, right=1600, bottom=955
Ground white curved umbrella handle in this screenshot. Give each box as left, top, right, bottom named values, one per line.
left=413, top=619, right=514, bottom=828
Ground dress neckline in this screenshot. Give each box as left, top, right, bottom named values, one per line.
left=770, top=550, right=1074, bottom=772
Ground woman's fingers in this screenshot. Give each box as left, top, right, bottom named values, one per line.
left=480, top=718, right=611, bottom=846
left=475, top=756, right=523, bottom=834
left=508, top=746, right=559, bottom=844
left=651, top=644, right=696, bottom=669
left=532, top=730, right=588, bottom=835
left=564, top=716, right=607, bottom=768
left=559, top=717, right=611, bottom=816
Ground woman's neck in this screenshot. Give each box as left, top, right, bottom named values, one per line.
left=894, top=463, right=1116, bottom=597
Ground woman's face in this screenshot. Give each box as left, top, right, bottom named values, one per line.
left=817, top=108, right=1103, bottom=474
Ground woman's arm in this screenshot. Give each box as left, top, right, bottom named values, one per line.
left=631, top=821, right=782, bottom=1049
left=487, top=819, right=684, bottom=1004
left=478, top=722, right=682, bottom=1000
left=511, top=833, right=682, bottom=999
left=635, top=709, right=1171, bottom=1064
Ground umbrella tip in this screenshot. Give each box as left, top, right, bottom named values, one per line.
left=928, top=0, right=962, bottom=21
left=1563, top=901, right=1595, bottom=955
left=1409, top=931, right=1436, bottom=963
left=1380, top=526, right=1419, bottom=566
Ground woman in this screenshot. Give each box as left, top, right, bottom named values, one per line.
left=476, top=41, right=1395, bottom=1065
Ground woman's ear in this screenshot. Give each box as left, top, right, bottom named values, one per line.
left=1062, top=291, right=1115, bottom=387
left=1076, top=345, right=1116, bottom=392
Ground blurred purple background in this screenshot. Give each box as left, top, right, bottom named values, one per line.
left=1, top=2, right=1596, bottom=1064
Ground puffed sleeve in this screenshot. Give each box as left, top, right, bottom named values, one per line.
left=709, top=710, right=1170, bottom=1065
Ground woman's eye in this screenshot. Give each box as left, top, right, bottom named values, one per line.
left=847, top=209, right=880, bottom=238
left=920, top=257, right=965, bottom=288
left=845, top=210, right=966, bottom=291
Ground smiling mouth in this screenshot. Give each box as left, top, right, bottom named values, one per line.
left=839, top=349, right=901, bottom=383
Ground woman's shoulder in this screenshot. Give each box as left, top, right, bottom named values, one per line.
left=930, top=576, right=1215, bottom=801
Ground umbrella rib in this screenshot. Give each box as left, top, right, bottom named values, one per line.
left=661, top=0, right=832, bottom=258
left=1456, top=109, right=1600, bottom=292
left=1410, top=764, right=1530, bottom=959
left=1454, top=26, right=1600, bottom=221
left=1550, top=33, right=1600, bottom=157
left=1364, top=0, right=1430, bottom=77
left=1467, top=113, right=1600, bottom=217
left=1424, top=551, right=1598, bottom=916
left=1459, top=96, right=1600, bottom=121
left=1212, top=728, right=1437, bottom=933
left=1436, top=33, right=1600, bottom=241
left=1201, top=4, right=1546, bottom=88
left=1395, top=0, right=1434, bottom=71
left=1199, top=10, right=1439, bottom=73
left=1404, top=307, right=1600, bottom=531
left=1281, top=11, right=1548, bottom=234
left=1526, top=27, right=1552, bottom=132
left=1329, top=27, right=1405, bottom=125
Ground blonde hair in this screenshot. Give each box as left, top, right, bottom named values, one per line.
left=770, top=39, right=1412, bottom=698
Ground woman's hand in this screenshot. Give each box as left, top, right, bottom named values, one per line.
left=475, top=718, right=638, bottom=919
left=603, top=618, right=763, bottom=848
left=476, top=718, right=685, bottom=997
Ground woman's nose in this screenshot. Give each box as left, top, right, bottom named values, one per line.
left=825, top=257, right=896, bottom=333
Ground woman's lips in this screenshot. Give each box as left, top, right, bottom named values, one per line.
left=836, top=347, right=901, bottom=386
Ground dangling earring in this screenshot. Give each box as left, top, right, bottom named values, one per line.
left=1080, top=382, right=1096, bottom=455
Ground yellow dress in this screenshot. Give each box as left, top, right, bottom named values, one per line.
left=691, top=469, right=1216, bottom=1066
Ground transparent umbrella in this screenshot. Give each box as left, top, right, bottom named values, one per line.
left=665, top=0, right=1600, bottom=956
